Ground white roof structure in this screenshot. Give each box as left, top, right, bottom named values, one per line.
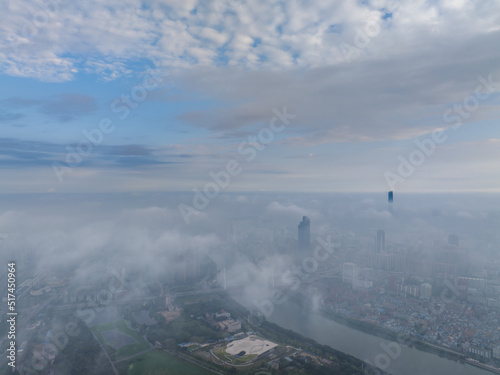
left=225, top=336, right=277, bottom=357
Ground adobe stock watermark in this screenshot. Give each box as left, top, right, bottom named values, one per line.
left=363, top=278, right=462, bottom=374
left=250, top=235, right=336, bottom=325
left=23, top=267, right=127, bottom=375
left=52, top=69, right=166, bottom=183
left=178, top=106, right=296, bottom=224
left=24, top=320, right=81, bottom=375
left=6, top=0, right=68, bottom=55
left=384, top=73, right=499, bottom=191
left=340, top=2, right=399, bottom=63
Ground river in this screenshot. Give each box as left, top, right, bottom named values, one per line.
left=233, top=295, right=493, bottom=375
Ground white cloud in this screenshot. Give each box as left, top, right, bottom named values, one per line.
left=84, top=59, right=133, bottom=81
left=266, top=201, right=321, bottom=221
left=2, top=0, right=500, bottom=194
left=1, top=0, right=499, bottom=81
left=0, top=202, right=220, bottom=277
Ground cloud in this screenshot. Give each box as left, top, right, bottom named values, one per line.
left=266, top=201, right=321, bottom=221
left=40, top=93, right=98, bottom=123
left=360, top=208, right=392, bottom=221
left=83, top=59, right=134, bottom=82
left=0, top=138, right=187, bottom=169
left=1, top=0, right=499, bottom=82
left=456, top=211, right=474, bottom=219
left=0, top=201, right=220, bottom=278
left=1, top=1, right=500, bottom=193
left=0, top=110, right=23, bottom=123
left=0, top=138, right=62, bottom=167
left=176, top=33, right=500, bottom=143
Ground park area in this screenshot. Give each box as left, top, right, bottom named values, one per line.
left=92, top=319, right=151, bottom=361
left=127, top=350, right=214, bottom=375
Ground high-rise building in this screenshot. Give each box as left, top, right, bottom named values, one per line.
left=342, top=262, right=358, bottom=282
left=420, top=283, right=432, bottom=299
left=369, top=252, right=395, bottom=270
left=376, top=230, right=385, bottom=252
left=388, top=191, right=394, bottom=213
left=388, top=191, right=394, bottom=203
left=298, top=216, right=310, bottom=251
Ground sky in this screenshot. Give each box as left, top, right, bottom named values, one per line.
left=1, top=0, right=500, bottom=194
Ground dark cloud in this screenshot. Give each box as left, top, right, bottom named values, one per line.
left=101, top=144, right=154, bottom=157
left=0, top=138, right=62, bottom=167
left=3, top=94, right=99, bottom=123
left=0, top=110, right=23, bottom=123
left=175, top=30, right=500, bottom=144
left=0, top=138, right=185, bottom=169
left=40, top=93, right=99, bottom=123
left=112, top=156, right=177, bottom=168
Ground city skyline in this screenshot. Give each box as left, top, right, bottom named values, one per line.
left=2, top=2, right=500, bottom=375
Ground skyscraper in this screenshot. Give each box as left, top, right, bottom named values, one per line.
left=298, top=216, right=310, bottom=251
left=388, top=191, right=394, bottom=203
left=388, top=191, right=394, bottom=213
left=376, top=229, right=385, bottom=252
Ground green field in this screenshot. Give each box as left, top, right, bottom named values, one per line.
left=175, top=294, right=214, bottom=304
left=127, top=350, right=214, bottom=375
left=92, top=319, right=150, bottom=360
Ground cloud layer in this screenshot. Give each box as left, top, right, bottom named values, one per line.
left=1, top=0, right=500, bottom=193
left=2, top=0, right=500, bottom=81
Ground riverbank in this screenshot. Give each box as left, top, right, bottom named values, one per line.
left=319, top=307, right=500, bottom=375
left=233, top=292, right=496, bottom=375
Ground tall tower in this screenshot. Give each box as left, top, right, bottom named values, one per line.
left=388, top=191, right=394, bottom=213
left=298, top=216, right=310, bottom=251
left=376, top=230, right=385, bottom=252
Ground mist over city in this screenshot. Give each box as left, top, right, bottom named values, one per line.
left=1, top=192, right=500, bottom=374
left=1, top=0, right=500, bottom=374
